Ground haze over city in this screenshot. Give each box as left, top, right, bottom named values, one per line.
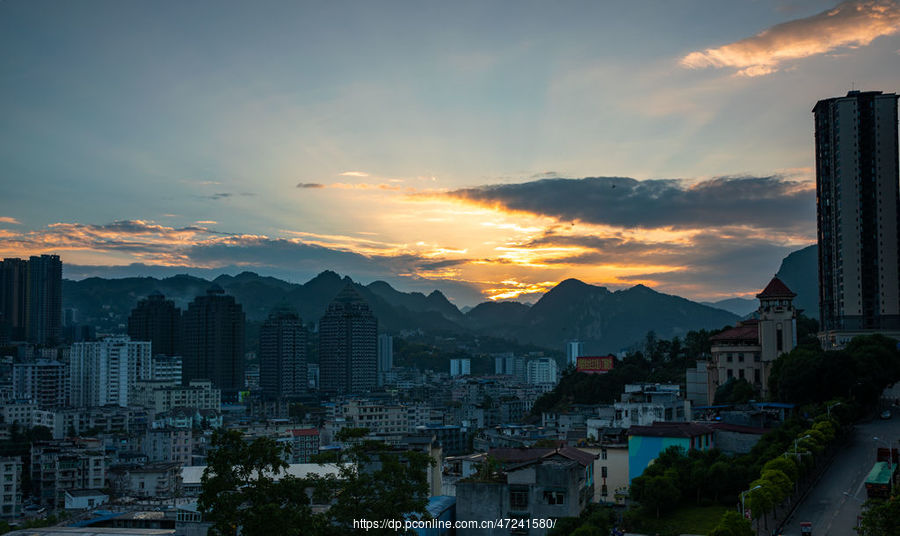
left=3, top=0, right=900, bottom=306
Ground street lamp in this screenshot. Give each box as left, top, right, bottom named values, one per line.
left=827, top=401, right=842, bottom=418
left=740, top=484, right=762, bottom=520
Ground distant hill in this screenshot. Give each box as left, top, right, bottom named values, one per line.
left=63, top=271, right=742, bottom=353
left=701, top=297, right=758, bottom=317
left=497, top=280, right=740, bottom=353
left=776, top=244, right=818, bottom=320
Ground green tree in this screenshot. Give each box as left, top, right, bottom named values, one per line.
left=858, top=497, right=900, bottom=536
left=315, top=442, right=434, bottom=534
left=630, top=473, right=681, bottom=518
left=198, top=429, right=318, bottom=536
left=708, top=510, right=753, bottom=536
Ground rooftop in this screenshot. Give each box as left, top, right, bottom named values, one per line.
left=757, top=276, right=796, bottom=299
left=628, top=422, right=714, bottom=438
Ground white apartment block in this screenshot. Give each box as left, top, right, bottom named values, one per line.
left=70, top=337, right=152, bottom=407
left=132, top=379, right=221, bottom=413
left=526, top=358, right=559, bottom=385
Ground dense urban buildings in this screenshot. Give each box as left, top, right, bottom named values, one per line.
left=814, top=90, right=900, bottom=346
left=259, top=306, right=307, bottom=398
left=319, top=285, right=378, bottom=395
left=181, top=285, right=246, bottom=396
left=127, top=291, right=182, bottom=357
left=25, top=254, right=62, bottom=346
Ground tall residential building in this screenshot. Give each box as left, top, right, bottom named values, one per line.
left=69, top=337, right=152, bottom=407
left=450, top=358, right=470, bottom=377
left=259, top=307, right=307, bottom=398
left=128, top=291, right=182, bottom=357
left=26, top=254, right=62, bottom=345
left=181, top=285, right=245, bottom=395
left=377, top=333, right=393, bottom=386
left=566, top=340, right=584, bottom=368
left=0, top=258, right=28, bottom=342
left=526, top=357, right=560, bottom=385
left=319, top=285, right=378, bottom=395
left=12, top=360, right=67, bottom=408
left=814, top=90, right=900, bottom=346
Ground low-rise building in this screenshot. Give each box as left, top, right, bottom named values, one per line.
left=108, top=461, right=181, bottom=499
left=627, top=422, right=715, bottom=482
left=0, top=457, right=22, bottom=519
left=143, top=428, right=193, bottom=466
left=31, top=439, right=107, bottom=508
left=64, top=489, right=109, bottom=510
left=456, top=448, right=596, bottom=535
left=613, top=383, right=689, bottom=428
left=279, top=428, right=320, bottom=463
left=133, top=379, right=221, bottom=414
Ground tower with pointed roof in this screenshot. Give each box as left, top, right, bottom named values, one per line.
left=182, top=285, right=245, bottom=397
left=319, top=284, right=378, bottom=394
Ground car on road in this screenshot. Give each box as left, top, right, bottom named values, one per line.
left=881, top=409, right=892, bottom=419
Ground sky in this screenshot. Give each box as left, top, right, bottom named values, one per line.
left=1, top=0, right=899, bottom=306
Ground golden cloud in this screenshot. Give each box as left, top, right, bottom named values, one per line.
left=681, top=0, right=900, bottom=76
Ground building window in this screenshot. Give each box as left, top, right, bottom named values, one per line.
left=754, top=369, right=761, bottom=384
left=509, top=486, right=528, bottom=510
left=727, top=369, right=733, bottom=379
left=601, top=448, right=607, bottom=460
left=601, top=484, right=608, bottom=496
left=601, top=466, right=608, bottom=478
left=726, top=354, right=733, bottom=363
left=739, top=369, right=745, bottom=380
left=543, top=490, right=566, bottom=505
left=738, top=353, right=744, bottom=362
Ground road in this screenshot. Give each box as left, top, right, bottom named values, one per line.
left=779, top=415, right=900, bottom=536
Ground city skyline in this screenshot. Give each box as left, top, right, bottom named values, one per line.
left=2, top=1, right=900, bottom=306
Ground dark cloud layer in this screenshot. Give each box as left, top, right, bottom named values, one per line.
left=445, top=176, right=815, bottom=230
left=296, top=183, right=325, bottom=189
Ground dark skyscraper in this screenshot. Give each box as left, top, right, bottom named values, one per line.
left=814, top=91, right=900, bottom=342
left=0, top=258, right=28, bottom=341
left=319, top=285, right=377, bottom=395
left=26, top=254, right=62, bottom=346
left=128, top=291, right=182, bottom=356
left=182, top=285, right=245, bottom=395
left=259, top=306, right=307, bottom=398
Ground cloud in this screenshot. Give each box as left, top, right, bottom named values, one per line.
left=195, top=220, right=218, bottom=225
left=196, top=192, right=255, bottom=200
left=681, top=0, right=900, bottom=76
left=340, top=171, right=370, bottom=177
left=0, top=219, right=484, bottom=304
left=443, top=176, right=815, bottom=231
left=296, top=182, right=325, bottom=189
left=0, top=217, right=21, bottom=225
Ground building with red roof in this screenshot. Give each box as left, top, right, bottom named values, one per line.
left=707, top=276, right=797, bottom=403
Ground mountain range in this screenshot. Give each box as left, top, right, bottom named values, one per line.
left=62, top=246, right=818, bottom=354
